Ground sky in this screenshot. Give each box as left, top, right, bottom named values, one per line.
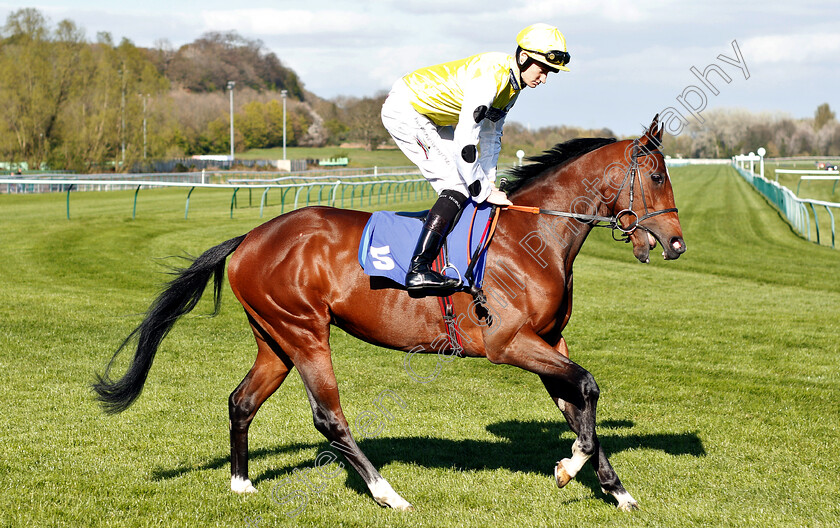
left=2, top=1, right=838, bottom=137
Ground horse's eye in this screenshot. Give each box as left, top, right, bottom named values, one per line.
left=651, top=173, right=664, bottom=184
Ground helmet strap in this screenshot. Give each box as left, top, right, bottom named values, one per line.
left=515, top=47, right=534, bottom=84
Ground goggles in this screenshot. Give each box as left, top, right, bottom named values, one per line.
left=525, top=48, right=571, bottom=67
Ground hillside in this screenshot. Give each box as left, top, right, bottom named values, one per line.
left=147, top=30, right=306, bottom=101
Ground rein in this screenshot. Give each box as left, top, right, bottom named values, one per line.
left=504, top=139, right=678, bottom=243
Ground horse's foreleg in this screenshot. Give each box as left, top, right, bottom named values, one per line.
left=540, top=337, right=639, bottom=511
left=541, top=373, right=639, bottom=511
left=229, top=321, right=294, bottom=494
left=296, top=352, right=413, bottom=511
left=487, top=331, right=609, bottom=504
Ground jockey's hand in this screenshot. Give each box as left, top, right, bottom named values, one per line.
left=486, top=188, right=513, bottom=206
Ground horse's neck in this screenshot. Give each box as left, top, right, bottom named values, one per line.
left=509, top=166, right=600, bottom=273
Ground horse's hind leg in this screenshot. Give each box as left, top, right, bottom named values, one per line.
left=229, top=316, right=294, bottom=493
left=295, top=349, right=413, bottom=511
left=540, top=371, right=639, bottom=511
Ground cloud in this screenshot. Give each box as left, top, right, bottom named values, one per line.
left=742, top=32, right=840, bottom=64
left=200, top=8, right=372, bottom=36
left=513, top=0, right=670, bottom=24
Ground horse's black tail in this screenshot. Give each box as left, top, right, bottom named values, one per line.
left=93, top=234, right=247, bottom=414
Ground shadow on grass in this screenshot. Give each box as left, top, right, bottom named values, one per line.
left=152, top=418, right=704, bottom=506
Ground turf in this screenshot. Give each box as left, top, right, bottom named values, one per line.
left=0, top=165, right=838, bottom=527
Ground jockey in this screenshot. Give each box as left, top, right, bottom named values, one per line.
left=381, top=23, right=570, bottom=295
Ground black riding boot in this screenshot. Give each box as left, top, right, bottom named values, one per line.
left=405, top=190, right=466, bottom=295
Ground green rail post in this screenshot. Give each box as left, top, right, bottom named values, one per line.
left=331, top=181, right=341, bottom=206
left=259, top=187, right=270, bottom=218
left=809, top=203, right=821, bottom=245
left=825, top=205, right=835, bottom=248
left=65, top=184, right=75, bottom=219
left=185, top=186, right=195, bottom=219
left=132, top=185, right=141, bottom=219
left=802, top=203, right=811, bottom=241
left=230, top=188, right=239, bottom=218
left=281, top=187, right=294, bottom=213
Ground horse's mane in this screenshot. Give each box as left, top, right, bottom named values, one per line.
left=503, top=137, right=617, bottom=195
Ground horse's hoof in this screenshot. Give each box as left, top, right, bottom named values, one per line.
left=554, top=461, right=572, bottom=488
left=231, top=477, right=258, bottom=494
left=374, top=497, right=414, bottom=511
left=617, top=500, right=640, bottom=512
left=371, top=478, right=413, bottom=511
left=388, top=500, right=414, bottom=511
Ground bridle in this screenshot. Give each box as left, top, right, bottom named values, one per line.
left=504, top=138, right=678, bottom=243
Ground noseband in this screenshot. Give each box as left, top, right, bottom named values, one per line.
left=505, top=139, right=678, bottom=243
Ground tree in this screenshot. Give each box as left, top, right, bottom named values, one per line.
left=0, top=9, right=85, bottom=168
left=264, top=99, right=285, bottom=147
left=344, top=95, right=389, bottom=150
left=814, top=103, right=835, bottom=131
left=0, top=9, right=169, bottom=171
left=240, top=101, right=269, bottom=149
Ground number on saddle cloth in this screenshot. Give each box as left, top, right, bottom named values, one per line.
left=358, top=200, right=493, bottom=289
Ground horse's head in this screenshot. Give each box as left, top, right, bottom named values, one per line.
left=609, top=115, right=686, bottom=263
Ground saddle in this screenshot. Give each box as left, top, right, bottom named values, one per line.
left=358, top=199, right=495, bottom=291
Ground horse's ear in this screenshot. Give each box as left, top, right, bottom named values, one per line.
left=641, top=114, right=662, bottom=149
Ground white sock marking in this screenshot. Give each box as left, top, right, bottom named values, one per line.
left=560, top=439, right=591, bottom=479
left=231, top=476, right=257, bottom=494
left=369, top=477, right=412, bottom=510
left=611, top=490, right=639, bottom=511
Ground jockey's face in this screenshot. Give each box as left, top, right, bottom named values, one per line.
left=520, top=58, right=552, bottom=88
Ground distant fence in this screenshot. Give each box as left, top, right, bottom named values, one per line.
left=772, top=169, right=840, bottom=195
left=0, top=166, right=422, bottom=194
left=734, top=163, right=838, bottom=249
left=663, top=158, right=731, bottom=167
left=137, top=158, right=308, bottom=173
left=0, top=170, right=433, bottom=220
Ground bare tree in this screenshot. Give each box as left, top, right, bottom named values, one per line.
left=344, top=94, right=389, bottom=150
left=814, top=103, right=836, bottom=131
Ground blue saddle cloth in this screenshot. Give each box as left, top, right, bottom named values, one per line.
left=358, top=200, right=493, bottom=288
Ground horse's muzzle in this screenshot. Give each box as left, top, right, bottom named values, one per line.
left=664, top=236, right=686, bottom=260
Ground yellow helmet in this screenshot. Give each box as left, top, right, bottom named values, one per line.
left=516, top=23, right=570, bottom=72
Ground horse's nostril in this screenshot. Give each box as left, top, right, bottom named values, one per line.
left=670, top=237, right=686, bottom=253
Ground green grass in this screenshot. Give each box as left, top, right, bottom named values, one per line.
left=1, top=165, right=839, bottom=527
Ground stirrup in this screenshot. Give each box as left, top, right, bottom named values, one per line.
left=438, top=263, right=463, bottom=289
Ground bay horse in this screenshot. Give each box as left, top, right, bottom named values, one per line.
left=94, top=115, right=685, bottom=512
